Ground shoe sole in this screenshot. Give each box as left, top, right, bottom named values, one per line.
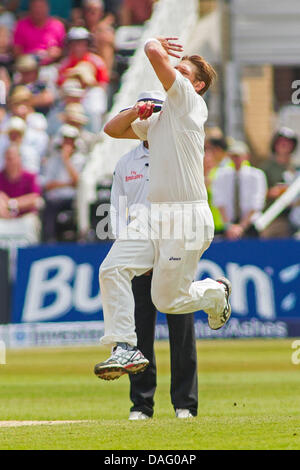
left=209, top=277, right=232, bottom=330
left=94, top=361, right=149, bottom=381
left=210, top=303, right=231, bottom=330
left=94, top=366, right=126, bottom=381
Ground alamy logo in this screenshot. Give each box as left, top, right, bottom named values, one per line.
left=291, top=80, right=300, bottom=104
left=169, top=257, right=181, bottom=261
left=291, top=340, right=300, bottom=365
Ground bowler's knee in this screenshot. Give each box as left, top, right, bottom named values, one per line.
left=151, top=288, right=173, bottom=314
left=99, top=261, right=131, bottom=287
left=99, top=261, right=114, bottom=285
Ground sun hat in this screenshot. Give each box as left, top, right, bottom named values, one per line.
left=67, top=61, right=97, bottom=87
left=61, top=103, right=88, bottom=125
left=62, top=79, right=85, bottom=98
left=271, top=127, right=298, bottom=154
left=83, top=0, right=104, bottom=8
left=60, top=124, right=80, bottom=139
left=67, top=27, right=92, bottom=43
left=228, top=140, right=250, bottom=156
left=5, top=116, right=26, bottom=134
left=9, top=86, right=32, bottom=105
left=15, top=54, right=39, bottom=72
left=120, top=90, right=165, bottom=113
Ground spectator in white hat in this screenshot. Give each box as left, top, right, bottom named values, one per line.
left=57, top=26, right=109, bottom=88
left=8, top=86, right=49, bottom=162
left=0, top=116, right=25, bottom=169
left=46, top=78, right=85, bottom=137
left=59, top=102, right=96, bottom=153
left=0, top=116, right=42, bottom=174
left=42, top=123, right=86, bottom=241
left=14, top=54, right=55, bottom=115
left=260, top=127, right=298, bottom=238
left=67, top=61, right=107, bottom=133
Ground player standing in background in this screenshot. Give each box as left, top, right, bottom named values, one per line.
left=94, top=36, right=232, bottom=381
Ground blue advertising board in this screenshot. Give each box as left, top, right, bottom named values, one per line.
left=11, top=240, right=300, bottom=338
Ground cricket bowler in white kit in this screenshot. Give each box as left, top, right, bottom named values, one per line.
left=94, top=37, right=232, bottom=381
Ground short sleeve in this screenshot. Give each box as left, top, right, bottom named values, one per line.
left=131, top=118, right=150, bottom=141
left=131, top=113, right=158, bottom=141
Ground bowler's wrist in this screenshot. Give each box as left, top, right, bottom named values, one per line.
left=144, top=37, right=161, bottom=51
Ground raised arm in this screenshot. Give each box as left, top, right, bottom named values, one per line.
left=144, top=37, right=183, bottom=91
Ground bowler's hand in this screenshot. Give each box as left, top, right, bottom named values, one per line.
left=156, top=37, right=183, bottom=58
left=133, top=101, right=155, bottom=120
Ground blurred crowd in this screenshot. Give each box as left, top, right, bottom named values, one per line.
left=0, top=0, right=299, bottom=247
left=204, top=126, right=300, bottom=240
left=0, top=0, right=156, bottom=245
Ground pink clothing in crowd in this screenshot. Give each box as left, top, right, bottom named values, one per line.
left=13, top=16, right=65, bottom=55
left=0, top=170, right=41, bottom=215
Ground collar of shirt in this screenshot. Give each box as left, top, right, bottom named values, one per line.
left=133, top=142, right=149, bottom=160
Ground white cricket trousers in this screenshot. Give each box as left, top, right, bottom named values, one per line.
left=99, top=202, right=226, bottom=347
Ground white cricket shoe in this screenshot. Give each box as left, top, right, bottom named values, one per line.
left=129, top=411, right=150, bottom=421
left=208, top=277, right=232, bottom=330
left=175, top=409, right=194, bottom=418
left=94, top=345, right=149, bottom=381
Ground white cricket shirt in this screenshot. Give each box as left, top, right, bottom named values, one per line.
left=131, top=70, right=208, bottom=203
left=212, top=165, right=267, bottom=222
left=110, top=142, right=150, bottom=237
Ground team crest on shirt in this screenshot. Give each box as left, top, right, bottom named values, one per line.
left=125, top=170, right=144, bottom=182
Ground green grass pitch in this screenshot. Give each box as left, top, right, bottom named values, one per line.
left=0, top=339, right=299, bottom=450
